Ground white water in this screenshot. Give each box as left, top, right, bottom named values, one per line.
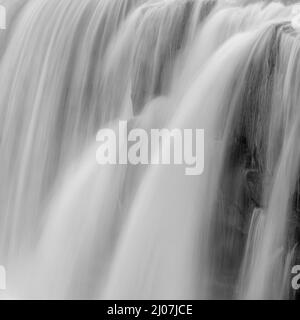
left=0, top=0, right=300, bottom=299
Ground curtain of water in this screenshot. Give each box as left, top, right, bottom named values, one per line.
left=0, top=0, right=299, bottom=299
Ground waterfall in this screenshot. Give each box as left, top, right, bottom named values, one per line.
left=0, top=0, right=300, bottom=300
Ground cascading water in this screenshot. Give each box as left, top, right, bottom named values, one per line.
left=0, top=0, right=300, bottom=300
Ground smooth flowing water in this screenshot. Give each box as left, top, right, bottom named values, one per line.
left=0, top=0, right=300, bottom=299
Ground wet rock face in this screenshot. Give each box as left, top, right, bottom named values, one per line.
left=219, top=23, right=300, bottom=298
left=223, top=24, right=282, bottom=216
left=207, top=23, right=300, bottom=297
